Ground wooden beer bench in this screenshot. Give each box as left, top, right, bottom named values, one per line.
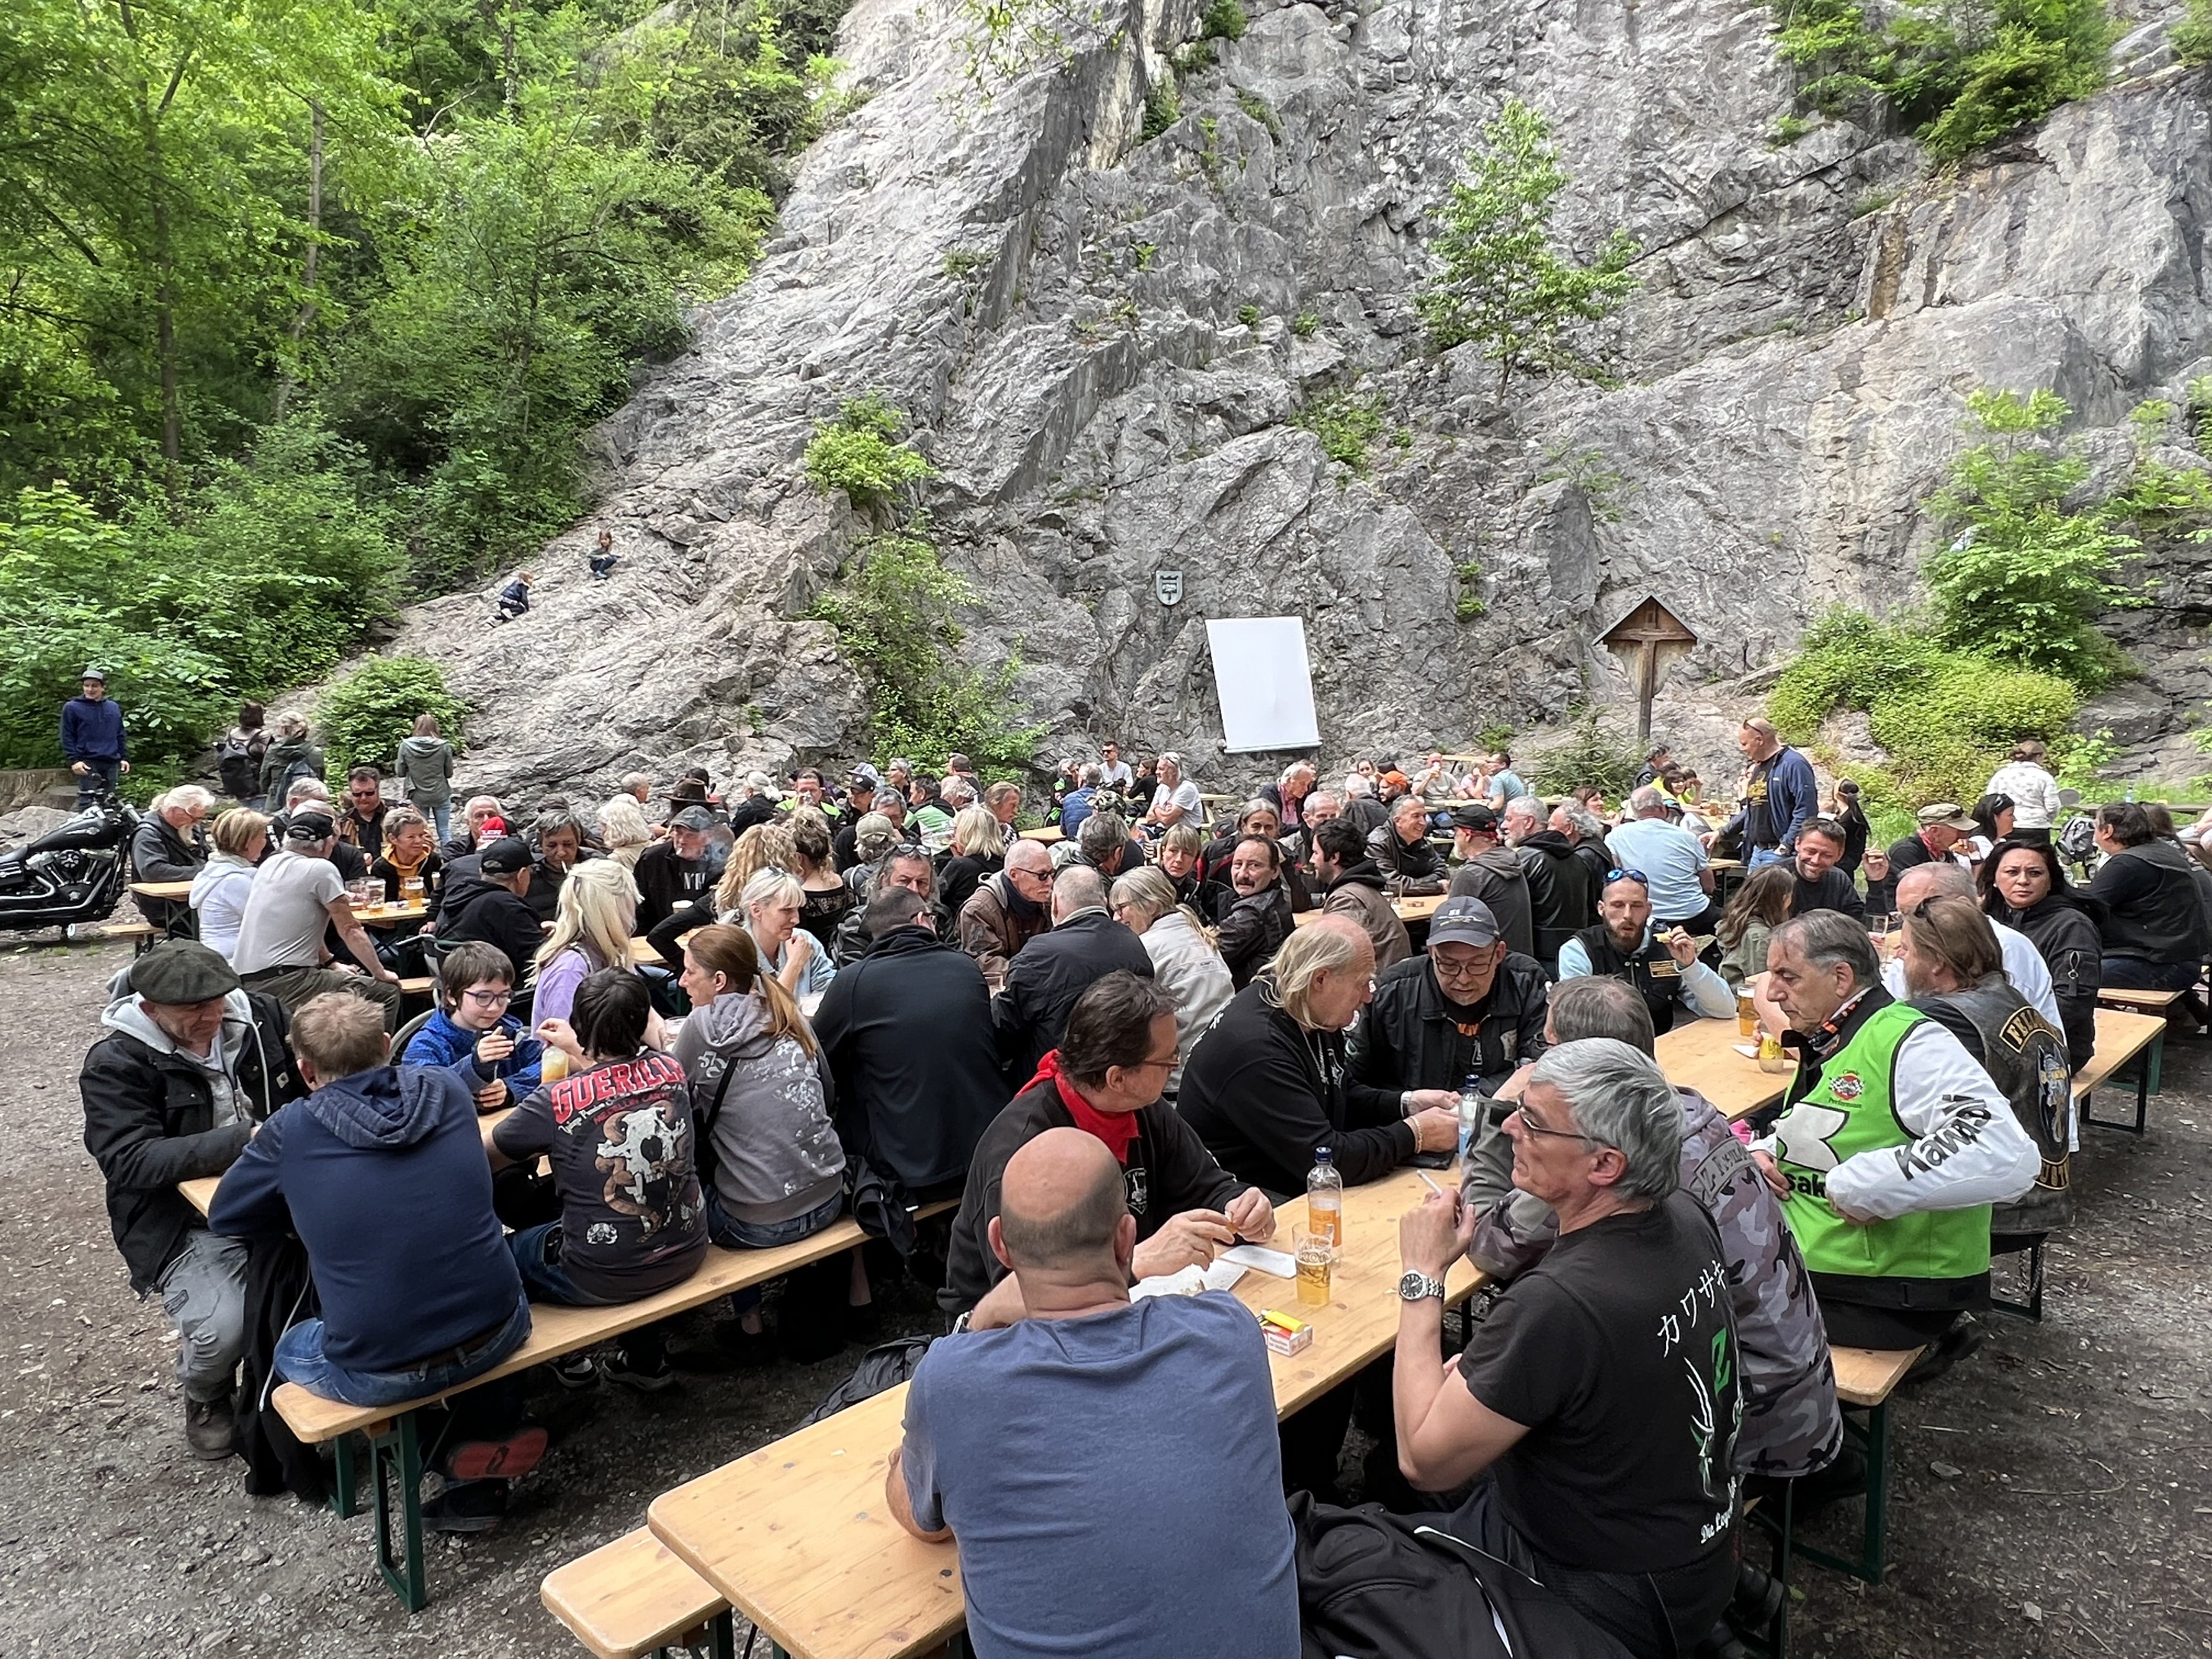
left=2074, top=1007, right=2165, bottom=1134
left=180, top=1168, right=952, bottom=1614
left=542, top=1528, right=736, bottom=1659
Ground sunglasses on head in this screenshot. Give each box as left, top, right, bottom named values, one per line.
left=1604, top=868, right=1650, bottom=887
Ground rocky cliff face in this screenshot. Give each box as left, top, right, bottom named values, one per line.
left=382, top=0, right=2212, bottom=798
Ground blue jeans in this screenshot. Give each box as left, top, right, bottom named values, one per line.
left=275, top=1293, right=531, bottom=1409
left=509, top=1224, right=668, bottom=1363
left=75, top=759, right=121, bottom=808
left=2101, top=955, right=2200, bottom=992
left=706, top=1188, right=845, bottom=1315
left=415, top=798, right=452, bottom=845
left=1748, top=848, right=1788, bottom=870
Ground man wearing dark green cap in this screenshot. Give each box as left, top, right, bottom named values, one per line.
left=81, top=941, right=303, bottom=1458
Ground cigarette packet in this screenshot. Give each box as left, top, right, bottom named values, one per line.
left=1257, top=1310, right=1313, bottom=1356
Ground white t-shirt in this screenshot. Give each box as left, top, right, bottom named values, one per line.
left=232, top=850, right=346, bottom=974
left=1152, top=780, right=1203, bottom=822
left=1099, top=761, right=1135, bottom=791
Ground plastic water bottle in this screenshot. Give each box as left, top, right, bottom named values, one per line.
left=1306, top=1146, right=1344, bottom=1246
left=1457, top=1074, right=1483, bottom=1163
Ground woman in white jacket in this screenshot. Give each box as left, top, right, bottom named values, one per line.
left=1109, top=865, right=1233, bottom=1098
left=188, top=808, right=268, bottom=960
left=1985, top=740, right=2064, bottom=844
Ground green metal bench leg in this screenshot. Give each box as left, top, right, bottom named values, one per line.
left=2083, top=1060, right=2152, bottom=1136
left=369, top=1411, right=428, bottom=1611
left=2141, top=1029, right=2164, bottom=1098
left=330, top=1433, right=359, bottom=1518
left=1792, top=1400, right=1892, bottom=1584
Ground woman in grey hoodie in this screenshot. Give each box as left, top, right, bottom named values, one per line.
left=672, top=923, right=855, bottom=1360
left=394, top=714, right=457, bottom=845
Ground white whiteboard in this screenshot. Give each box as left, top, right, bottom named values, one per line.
left=1206, top=618, right=1321, bottom=753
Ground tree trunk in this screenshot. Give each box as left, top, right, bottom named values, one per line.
left=272, top=98, right=324, bottom=420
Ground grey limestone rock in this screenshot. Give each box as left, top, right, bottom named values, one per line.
left=373, top=0, right=2212, bottom=799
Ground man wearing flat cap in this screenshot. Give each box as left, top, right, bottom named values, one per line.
left=80, top=942, right=304, bottom=1458
left=634, top=803, right=715, bottom=931
left=1886, top=802, right=1980, bottom=874
left=436, top=836, right=545, bottom=983
left=232, top=808, right=404, bottom=1028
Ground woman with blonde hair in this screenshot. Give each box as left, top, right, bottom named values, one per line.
left=1109, top=865, right=1232, bottom=1094
left=738, top=868, right=836, bottom=998
left=716, top=821, right=798, bottom=913
left=532, top=857, right=642, bottom=1025
left=190, top=808, right=269, bottom=960
left=597, top=794, right=652, bottom=868
left=938, top=804, right=1006, bottom=916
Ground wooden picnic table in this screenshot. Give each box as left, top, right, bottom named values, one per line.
left=129, top=879, right=195, bottom=902
left=1017, top=826, right=1064, bottom=843
left=1654, top=1015, right=1787, bottom=1122
left=1293, top=891, right=1448, bottom=930
left=647, top=1167, right=1481, bottom=1659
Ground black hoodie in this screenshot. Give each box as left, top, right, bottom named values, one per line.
left=812, top=925, right=1009, bottom=1189
left=437, top=868, right=545, bottom=982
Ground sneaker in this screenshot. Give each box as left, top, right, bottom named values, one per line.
left=600, top=1347, right=678, bottom=1393
left=423, top=1479, right=509, bottom=1534
left=668, top=1324, right=777, bottom=1374
left=550, top=1352, right=600, bottom=1391
left=183, top=1396, right=235, bottom=1462
left=443, top=1425, right=548, bottom=1482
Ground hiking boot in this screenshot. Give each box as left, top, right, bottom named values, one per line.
left=1733, top=1561, right=1785, bottom=1625
left=1901, top=1318, right=1984, bottom=1389
left=183, top=1395, right=235, bottom=1462
left=423, top=1479, right=509, bottom=1534
left=668, top=1324, right=777, bottom=1374
left=443, top=1425, right=548, bottom=1482
left=600, top=1346, right=677, bottom=1393
left=550, top=1352, right=600, bottom=1391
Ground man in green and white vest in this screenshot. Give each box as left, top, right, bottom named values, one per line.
left=1751, top=912, right=2036, bottom=1364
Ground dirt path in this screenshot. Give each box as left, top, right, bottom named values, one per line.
left=5, top=939, right=2208, bottom=1657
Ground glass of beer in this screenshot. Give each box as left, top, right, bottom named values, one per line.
left=540, top=1047, right=570, bottom=1084
left=1294, top=1226, right=1335, bottom=1307
left=400, top=874, right=425, bottom=906
left=1735, top=988, right=1758, bottom=1038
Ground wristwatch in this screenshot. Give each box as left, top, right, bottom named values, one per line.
left=1398, top=1271, right=1447, bottom=1303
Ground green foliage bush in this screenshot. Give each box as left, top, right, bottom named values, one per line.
left=1768, top=609, right=2079, bottom=803
left=1773, top=0, right=2111, bottom=159
left=1294, top=392, right=1384, bottom=473
left=0, top=417, right=405, bottom=775
left=2180, top=0, right=2212, bottom=62
left=1201, top=0, right=1248, bottom=40
left=806, top=529, right=1043, bottom=772
left=315, top=656, right=468, bottom=781
left=1417, top=99, right=1640, bottom=398
left=803, top=397, right=938, bottom=510
left=1142, top=76, right=1182, bottom=140
left=1531, top=707, right=1646, bottom=798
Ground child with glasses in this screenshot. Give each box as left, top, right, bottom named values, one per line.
left=402, top=940, right=546, bottom=1113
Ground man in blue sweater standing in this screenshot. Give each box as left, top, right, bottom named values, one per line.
left=61, top=667, right=129, bottom=808
left=1715, top=717, right=1817, bottom=868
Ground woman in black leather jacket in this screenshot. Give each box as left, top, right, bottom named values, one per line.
left=1979, top=837, right=2102, bottom=1072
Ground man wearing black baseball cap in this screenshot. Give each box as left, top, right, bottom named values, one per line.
left=437, top=836, right=545, bottom=983
left=635, top=804, right=714, bottom=930
left=1446, top=804, right=1535, bottom=959
left=233, top=809, right=403, bottom=1028
left=1348, top=896, right=1551, bottom=1107
left=81, top=941, right=305, bottom=1457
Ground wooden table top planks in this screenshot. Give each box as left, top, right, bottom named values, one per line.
left=646, top=1168, right=1480, bottom=1659
left=1653, top=1017, right=1788, bottom=1122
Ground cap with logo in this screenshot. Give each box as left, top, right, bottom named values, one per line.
left=1426, top=898, right=1502, bottom=949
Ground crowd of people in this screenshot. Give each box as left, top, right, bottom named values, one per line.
left=71, top=703, right=2212, bottom=1656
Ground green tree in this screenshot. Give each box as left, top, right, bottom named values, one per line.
left=314, top=654, right=466, bottom=777
left=1415, top=99, right=1640, bottom=398
left=1924, top=389, right=2135, bottom=684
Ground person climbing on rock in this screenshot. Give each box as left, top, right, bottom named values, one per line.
left=589, top=531, right=618, bottom=582
left=494, top=571, right=534, bottom=622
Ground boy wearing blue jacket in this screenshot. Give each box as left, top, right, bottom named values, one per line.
left=403, top=941, right=544, bottom=1110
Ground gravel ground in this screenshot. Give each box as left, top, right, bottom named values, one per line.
left=5, top=939, right=2210, bottom=1657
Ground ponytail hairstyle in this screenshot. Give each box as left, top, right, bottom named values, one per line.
left=682, top=923, right=817, bottom=1057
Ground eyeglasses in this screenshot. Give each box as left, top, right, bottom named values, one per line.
left=1510, top=1105, right=1588, bottom=1143
left=1604, top=868, right=1650, bottom=887
left=462, top=988, right=513, bottom=1007
left=1125, top=1052, right=1180, bottom=1074
left=1430, top=951, right=1496, bottom=980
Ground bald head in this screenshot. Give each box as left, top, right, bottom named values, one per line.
left=995, top=1127, right=1130, bottom=1272
left=1894, top=861, right=1973, bottom=911
left=1006, top=839, right=1054, bottom=877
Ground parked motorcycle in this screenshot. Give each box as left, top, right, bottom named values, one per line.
left=0, top=793, right=142, bottom=939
